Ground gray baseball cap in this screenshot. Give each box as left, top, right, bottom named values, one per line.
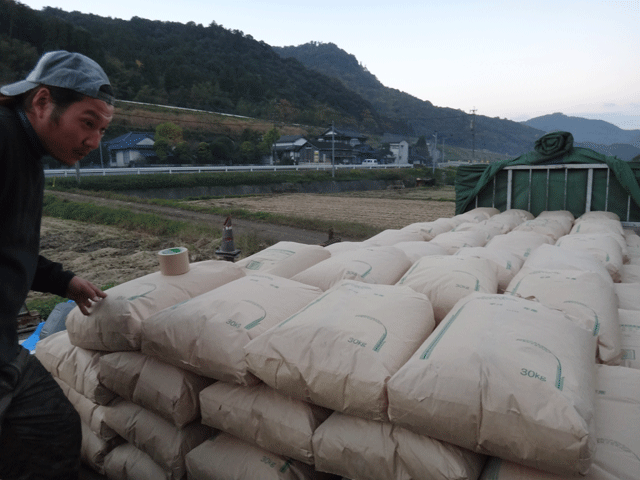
left=0, top=50, right=114, bottom=105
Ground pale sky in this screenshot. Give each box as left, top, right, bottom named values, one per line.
left=20, top=0, right=640, bottom=130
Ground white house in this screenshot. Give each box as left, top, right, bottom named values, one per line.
left=105, top=132, right=156, bottom=167
left=382, top=134, right=410, bottom=164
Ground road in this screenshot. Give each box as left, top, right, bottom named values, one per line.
left=47, top=191, right=340, bottom=245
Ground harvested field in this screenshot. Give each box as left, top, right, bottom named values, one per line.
left=28, top=187, right=456, bottom=307
left=187, top=187, right=456, bottom=231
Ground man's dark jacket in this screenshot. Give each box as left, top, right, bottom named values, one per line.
left=0, top=105, right=74, bottom=366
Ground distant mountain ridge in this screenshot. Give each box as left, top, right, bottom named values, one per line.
left=523, top=113, right=640, bottom=160
left=275, top=42, right=544, bottom=156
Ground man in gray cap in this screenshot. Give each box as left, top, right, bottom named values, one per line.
left=0, top=50, right=114, bottom=479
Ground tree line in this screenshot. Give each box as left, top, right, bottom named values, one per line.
left=0, top=0, right=389, bottom=133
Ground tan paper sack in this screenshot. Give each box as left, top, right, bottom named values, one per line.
left=103, top=443, right=172, bottom=480
left=185, top=433, right=335, bottom=480
left=387, top=293, right=597, bottom=477
left=397, top=254, right=498, bottom=324
left=199, top=381, right=331, bottom=465
left=312, top=412, right=487, bottom=480
left=141, top=274, right=322, bottom=385
left=66, top=260, right=245, bottom=351
left=235, top=241, right=331, bottom=278
left=506, top=269, right=622, bottom=365
left=619, top=309, right=640, bottom=370
left=477, top=365, right=640, bottom=480
left=245, top=280, right=435, bottom=421
left=291, top=245, right=412, bottom=291
left=99, top=351, right=213, bottom=428
left=35, top=331, right=116, bottom=405
left=103, top=399, right=212, bottom=480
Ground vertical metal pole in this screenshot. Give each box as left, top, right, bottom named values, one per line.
left=331, top=122, right=335, bottom=178
left=586, top=168, right=594, bottom=212
left=564, top=168, right=568, bottom=210
left=507, top=169, right=513, bottom=210
left=528, top=168, right=532, bottom=213
left=492, top=176, right=496, bottom=208
left=605, top=168, right=610, bottom=211
left=433, top=131, right=438, bottom=175
left=546, top=168, right=550, bottom=211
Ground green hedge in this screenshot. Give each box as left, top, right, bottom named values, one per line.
left=46, top=168, right=422, bottom=192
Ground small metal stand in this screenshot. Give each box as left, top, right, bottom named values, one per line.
left=215, top=216, right=241, bottom=262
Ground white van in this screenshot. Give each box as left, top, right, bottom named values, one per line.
left=362, top=159, right=379, bottom=165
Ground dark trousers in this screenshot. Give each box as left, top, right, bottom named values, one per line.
left=0, top=347, right=81, bottom=480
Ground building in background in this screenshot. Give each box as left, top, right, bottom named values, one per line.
left=104, top=132, right=157, bottom=167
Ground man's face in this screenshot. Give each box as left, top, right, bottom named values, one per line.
left=35, top=93, right=114, bottom=166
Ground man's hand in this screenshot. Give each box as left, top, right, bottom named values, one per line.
left=65, top=276, right=107, bottom=315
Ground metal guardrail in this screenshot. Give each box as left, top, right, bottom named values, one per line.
left=44, top=163, right=413, bottom=178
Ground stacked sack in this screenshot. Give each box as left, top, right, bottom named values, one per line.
left=37, top=208, right=640, bottom=480
left=37, top=259, right=248, bottom=478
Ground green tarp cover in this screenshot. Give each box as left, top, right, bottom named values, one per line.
left=455, top=131, right=640, bottom=221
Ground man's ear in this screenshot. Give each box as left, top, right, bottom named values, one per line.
left=30, top=87, right=53, bottom=119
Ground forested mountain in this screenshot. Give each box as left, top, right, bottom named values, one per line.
left=0, top=1, right=404, bottom=132
left=1, top=1, right=542, bottom=156
left=275, top=42, right=544, bottom=155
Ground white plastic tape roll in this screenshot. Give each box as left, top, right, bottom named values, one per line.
left=158, top=247, right=190, bottom=276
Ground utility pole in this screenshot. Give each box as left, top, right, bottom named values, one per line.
left=442, top=137, right=446, bottom=163
left=331, top=121, right=335, bottom=178
left=432, top=131, right=438, bottom=175
left=470, top=108, right=477, bottom=162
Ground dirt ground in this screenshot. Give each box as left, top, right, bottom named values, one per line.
left=29, top=187, right=456, bottom=303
